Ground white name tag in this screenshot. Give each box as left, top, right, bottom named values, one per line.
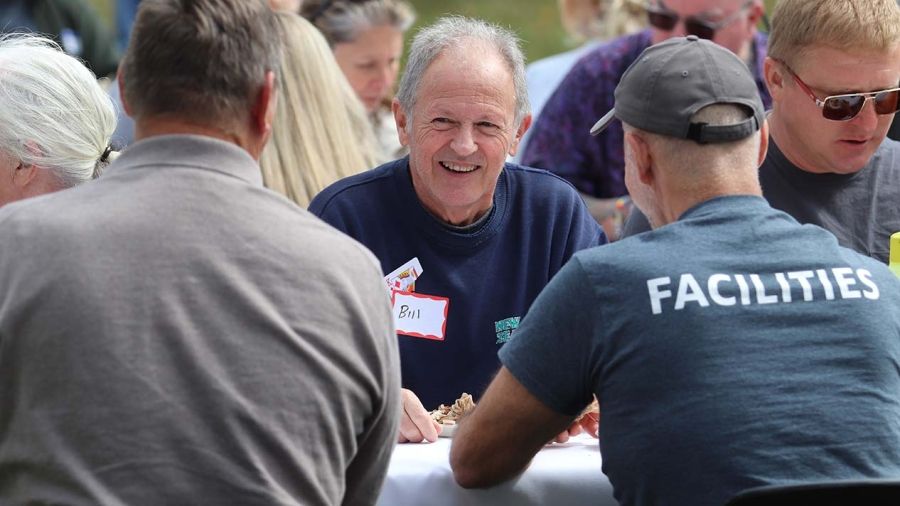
left=391, top=290, right=449, bottom=341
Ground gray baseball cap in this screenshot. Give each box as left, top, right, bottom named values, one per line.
left=590, top=35, right=765, bottom=143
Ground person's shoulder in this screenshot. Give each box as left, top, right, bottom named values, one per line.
left=504, top=163, right=583, bottom=198
left=299, top=212, right=385, bottom=274
left=875, top=137, right=900, bottom=160
left=573, top=29, right=651, bottom=78
left=0, top=184, right=92, bottom=250
left=834, top=242, right=900, bottom=290
left=861, top=137, right=900, bottom=180
left=569, top=232, right=653, bottom=277
left=308, top=158, right=403, bottom=215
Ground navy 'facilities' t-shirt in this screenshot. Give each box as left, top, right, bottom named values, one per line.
left=502, top=196, right=900, bottom=506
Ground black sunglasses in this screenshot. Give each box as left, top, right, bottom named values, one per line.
left=646, top=0, right=753, bottom=40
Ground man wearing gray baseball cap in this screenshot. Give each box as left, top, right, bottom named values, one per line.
left=451, top=36, right=900, bottom=506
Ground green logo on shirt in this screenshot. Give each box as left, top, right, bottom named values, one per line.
left=494, top=316, right=521, bottom=344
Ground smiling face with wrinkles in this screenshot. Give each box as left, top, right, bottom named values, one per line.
left=393, top=40, right=530, bottom=226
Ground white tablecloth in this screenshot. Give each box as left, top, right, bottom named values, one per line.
left=376, top=433, right=617, bottom=505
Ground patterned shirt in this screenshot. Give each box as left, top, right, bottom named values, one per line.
left=521, top=30, right=772, bottom=198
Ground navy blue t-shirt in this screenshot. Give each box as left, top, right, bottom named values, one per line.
left=502, top=196, right=900, bottom=506
left=310, top=157, right=605, bottom=409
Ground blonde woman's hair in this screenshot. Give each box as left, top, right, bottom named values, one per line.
left=260, top=12, right=379, bottom=207
left=558, top=0, right=645, bottom=44
left=768, top=0, right=900, bottom=67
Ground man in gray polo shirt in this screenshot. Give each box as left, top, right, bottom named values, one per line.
left=0, top=1, right=399, bottom=504
left=451, top=36, right=900, bottom=506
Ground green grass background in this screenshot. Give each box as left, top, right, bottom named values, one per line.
left=88, top=0, right=779, bottom=64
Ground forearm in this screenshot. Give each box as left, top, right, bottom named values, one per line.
left=450, top=417, right=548, bottom=488
left=449, top=368, right=573, bottom=488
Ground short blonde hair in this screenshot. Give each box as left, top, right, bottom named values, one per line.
left=768, top=0, right=900, bottom=66
left=260, top=13, right=379, bottom=207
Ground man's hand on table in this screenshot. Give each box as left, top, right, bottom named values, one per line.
left=551, top=410, right=600, bottom=444
left=398, top=388, right=442, bottom=443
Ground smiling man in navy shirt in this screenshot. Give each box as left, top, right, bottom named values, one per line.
left=310, top=16, right=604, bottom=444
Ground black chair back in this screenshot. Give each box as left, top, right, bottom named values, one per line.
left=726, top=480, right=900, bottom=505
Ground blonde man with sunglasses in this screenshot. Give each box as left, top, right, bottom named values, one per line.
left=625, top=0, right=900, bottom=263
left=762, top=0, right=900, bottom=262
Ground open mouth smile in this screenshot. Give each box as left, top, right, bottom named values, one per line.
left=440, top=161, right=481, bottom=173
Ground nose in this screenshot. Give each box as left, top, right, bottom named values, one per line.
left=669, top=20, right=688, bottom=37
left=366, top=65, right=393, bottom=96
left=381, top=65, right=396, bottom=91
left=450, top=125, right=478, bottom=157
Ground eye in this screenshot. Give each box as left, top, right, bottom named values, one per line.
left=356, top=61, right=378, bottom=71
left=477, top=121, right=500, bottom=130
left=431, top=117, right=454, bottom=129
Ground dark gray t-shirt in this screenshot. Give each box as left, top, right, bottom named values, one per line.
left=623, top=138, right=900, bottom=264
left=502, top=196, right=900, bottom=506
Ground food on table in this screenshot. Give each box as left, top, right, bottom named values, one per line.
left=430, top=393, right=476, bottom=437
left=575, top=398, right=599, bottom=423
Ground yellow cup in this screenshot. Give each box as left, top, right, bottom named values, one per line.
left=891, top=232, right=900, bottom=278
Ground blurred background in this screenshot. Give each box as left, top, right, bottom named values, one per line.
left=88, top=0, right=779, bottom=63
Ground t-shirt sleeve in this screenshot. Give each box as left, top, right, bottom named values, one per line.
left=570, top=192, right=609, bottom=250
left=308, top=189, right=352, bottom=234
left=499, top=256, right=600, bottom=417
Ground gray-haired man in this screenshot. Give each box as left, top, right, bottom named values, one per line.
left=310, top=16, right=605, bottom=444
left=452, top=36, right=900, bottom=506
left=0, top=1, right=399, bottom=504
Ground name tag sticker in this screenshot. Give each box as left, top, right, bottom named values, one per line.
left=391, top=290, right=449, bottom=341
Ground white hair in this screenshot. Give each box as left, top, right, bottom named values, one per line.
left=0, top=34, right=117, bottom=187
left=396, top=16, right=531, bottom=128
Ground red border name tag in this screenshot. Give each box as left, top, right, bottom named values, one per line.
left=391, top=290, right=450, bottom=341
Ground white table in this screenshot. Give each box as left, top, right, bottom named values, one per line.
left=376, top=434, right=617, bottom=505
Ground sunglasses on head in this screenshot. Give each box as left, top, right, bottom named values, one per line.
left=646, top=0, right=753, bottom=40
left=776, top=60, right=900, bottom=121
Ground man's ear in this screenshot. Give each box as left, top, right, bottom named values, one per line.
left=757, top=118, right=769, bottom=167
left=117, top=69, right=133, bottom=117
left=507, top=114, right=532, bottom=157
left=11, top=161, right=39, bottom=189
left=763, top=57, right=785, bottom=102
left=253, top=70, right=277, bottom=139
left=625, top=131, right=654, bottom=185
left=392, top=98, right=410, bottom=147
